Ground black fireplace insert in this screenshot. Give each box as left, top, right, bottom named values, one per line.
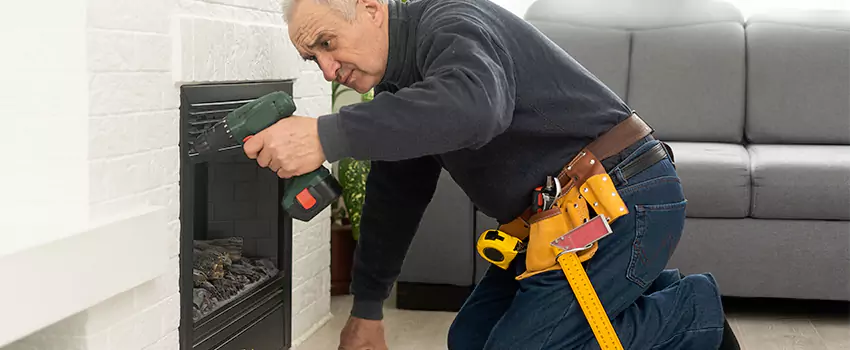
left=179, top=81, right=294, bottom=350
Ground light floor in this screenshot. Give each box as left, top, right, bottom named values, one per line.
left=297, top=295, right=850, bottom=349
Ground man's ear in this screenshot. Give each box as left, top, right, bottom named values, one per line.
left=359, top=0, right=384, bottom=25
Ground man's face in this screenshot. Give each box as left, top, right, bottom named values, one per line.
left=288, top=0, right=389, bottom=94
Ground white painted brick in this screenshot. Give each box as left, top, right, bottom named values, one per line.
left=89, top=110, right=178, bottom=160
left=133, top=257, right=180, bottom=310
left=89, top=147, right=179, bottom=203
left=136, top=110, right=180, bottom=151
left=292, top=276, right=332, bottom=340
left=89, top=184, right=179, bottom=224
left=293, top=242, right=331, bottom=288
left=166, top=220, right=181, bottom=258
left=294, top=70, right=331, bottom=98
left=177, top=0, right=283, bottom=26
left=87, top=0, right=172, bottom=33
left=89, top=115, right=138, bottom=159
left=88, top=31, right=171, bottom=72
left=293, top=95, right=333, bottom=117
left=89, top=72, right=172, bottom=115
left=88, top=30, right=135, bottom=72
left=292, top=267, right=330, bottom=316
left=202, top=0, right=283, bottom=13
left=158, top=294, right=181, bottom=338
left=185, top=17, right=300, bottom=83
left=136, top=34, right=172, bottom=71
left=293, top=205, right=330, bottom=233
left=292, top=218, right=330, bottom=261
left=107, top=296, right=174, bottom=350
left=143, top=330, right=179, bottom=350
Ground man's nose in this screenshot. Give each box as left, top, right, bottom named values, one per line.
left=316, top=56, right=340, bottom=82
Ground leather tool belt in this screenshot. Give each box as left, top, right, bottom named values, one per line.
left=498, top=111, right=656, bottom=279
left=474, top=111, right=667, bottom=350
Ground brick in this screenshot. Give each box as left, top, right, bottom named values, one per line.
left=136, top=34, right=171, bottom=71
left=176, top=17, right=195, bottom=82
left=89, top=184, right=179, bottom=224
left=206, top=220, right=235, bottom=237
left=177, top=0, right=282, bottom=26
left=89, top=147, right=178, bottom=203
left=292, top=275, right=332, bottom=340
left=294, top=70, right=331, bottom=98
left=88, top=30, right=135, bottom=72
left=136, top=110, right=179, bottom=151
left=89, top=72, right=172, bottom=116
left=293, top=95, right=332, bottom=118
left=200, top=0, right=283, bottom=13
left=291, top=269, right=330, bottom=317
left=189, top=18, right=299, bottom=82
left=87, top=0, right=171, bottom=33
left=254, top=237, right=279, bottom=258
left=89, top=111, right=178, bottom=160
left=133, top=257, right=179, bottom=310
left=108, top=298, right=169, bottom=350
left=292, top=219, right=330, bottom=261
left=292, top=242, right=330, bottom=288
left=89, top=115, right=138, bottom=159
left=158, top=294, right=181, bottom=338
left=234, top=219, right=271, bottom=238
left=143, top=330, right=179, bottom=350
left=167, top=220, right=180, bottom=258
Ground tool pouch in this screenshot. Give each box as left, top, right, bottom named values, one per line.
left=515, top=149, right=629, bottom=281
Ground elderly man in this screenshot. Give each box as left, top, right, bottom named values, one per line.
left=246, top=0, right=741, bottom=349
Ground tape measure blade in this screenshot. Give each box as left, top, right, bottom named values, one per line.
left=558, top=252, right=624, bottom=350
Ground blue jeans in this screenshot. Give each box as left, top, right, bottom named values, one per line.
left=448, top=140, right=726, bottom=350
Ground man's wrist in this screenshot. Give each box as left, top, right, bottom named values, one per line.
left=351, top=297, right=385, bottom=320
left=316, top=113, right=351, bottom=163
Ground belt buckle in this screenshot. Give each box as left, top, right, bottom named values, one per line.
left=550, top=215, right=613, bottom=254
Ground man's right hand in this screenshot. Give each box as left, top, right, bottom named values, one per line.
left=338, top=316, right=388, bottom=350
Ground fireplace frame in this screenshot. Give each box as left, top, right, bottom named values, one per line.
left=178, top=81, right=294, bottom=350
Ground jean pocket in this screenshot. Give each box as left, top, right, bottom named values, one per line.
left=626, top=199, right=687, bottom=289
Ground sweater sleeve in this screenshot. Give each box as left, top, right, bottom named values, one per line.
left=317, top=10, right=517, bottom=163
left=349, top=156, right=443, bottom=320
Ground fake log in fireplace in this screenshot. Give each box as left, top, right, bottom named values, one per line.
left=179, top=81, right=293, bottom=350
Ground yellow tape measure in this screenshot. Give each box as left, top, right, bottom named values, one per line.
left=557, top=251, right=624, bottom=350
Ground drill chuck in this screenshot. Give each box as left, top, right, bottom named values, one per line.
left=192, top=121, right=235, bottom=155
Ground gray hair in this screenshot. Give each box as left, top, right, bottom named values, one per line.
left=282, top=0, right=388, bottom=23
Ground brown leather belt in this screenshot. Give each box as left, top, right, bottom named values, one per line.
left=502, top=111, right=654, bottom=237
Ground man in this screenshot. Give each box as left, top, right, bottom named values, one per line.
left=246, top=0, right=741, bottom=348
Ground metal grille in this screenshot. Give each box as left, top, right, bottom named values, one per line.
left=181, top=81, right=294, bottom=157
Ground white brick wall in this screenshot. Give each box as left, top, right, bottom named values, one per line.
left=4, top=0, right=332, bottom=348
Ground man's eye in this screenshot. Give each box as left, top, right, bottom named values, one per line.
left=321, top=40, right=331, bottom=48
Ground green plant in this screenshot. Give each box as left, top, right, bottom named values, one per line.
left=330, top=81, right=373, bottom=240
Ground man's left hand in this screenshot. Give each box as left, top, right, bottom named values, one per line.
left=243, top=116, right=326, bottom=179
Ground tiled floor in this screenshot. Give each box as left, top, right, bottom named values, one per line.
left=296, top=295, right=849, bottom=349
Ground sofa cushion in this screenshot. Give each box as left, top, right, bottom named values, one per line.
left=745, top=10, right=850, bottom=145
left=749, top=145, right=850, bottom=220
left=525, top=21, right=631, bottom=98
left=664, top=142, right=751, bottom=218
left=628, top=22, right=746, bottom=143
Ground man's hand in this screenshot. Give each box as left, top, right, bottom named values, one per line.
left=339, top=316, right=388, bottom=350
left=243, top=116, right=326, bottom=178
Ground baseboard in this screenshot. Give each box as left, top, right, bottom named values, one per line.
left=395, top=282, right=473, bottom=312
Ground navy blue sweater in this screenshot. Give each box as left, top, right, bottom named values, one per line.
left=316, top=0, right=632, bottom=320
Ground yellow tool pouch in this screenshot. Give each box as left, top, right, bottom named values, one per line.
left=514, top=149, right=629, bottom=280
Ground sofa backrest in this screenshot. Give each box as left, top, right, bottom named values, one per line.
left=525, top=0, right=747, bottom=143
left=745, top=10, right=850, bottom=145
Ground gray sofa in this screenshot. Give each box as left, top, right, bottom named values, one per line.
left=395, top=0, right=850, bottom=311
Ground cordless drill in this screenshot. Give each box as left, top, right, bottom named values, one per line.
left=192, top=91, right=342, bottom=222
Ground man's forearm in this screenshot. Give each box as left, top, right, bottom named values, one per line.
left=348, top=156, right=442, bottom=320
